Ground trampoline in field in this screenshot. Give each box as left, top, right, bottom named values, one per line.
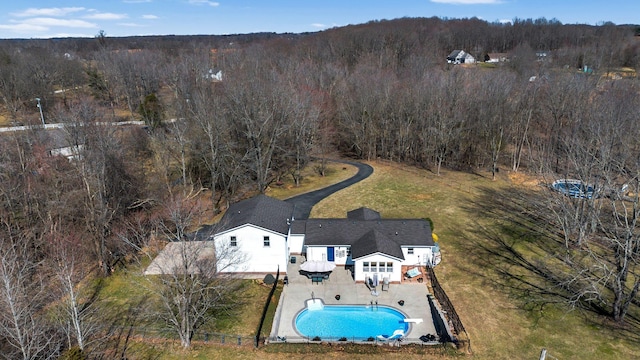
left=552, top=179, right=596, bottom=199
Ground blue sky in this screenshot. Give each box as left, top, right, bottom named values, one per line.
left=0, top=1, right=637, bottom=39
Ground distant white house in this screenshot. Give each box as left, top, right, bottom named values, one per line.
left=486, top=53, right=509, bottom=63
left=50, top=144, right=84, bottom=161
left=147, top=195, right=442, bottom=283
left=447, top=50, right=475, bottom=64
left=205, top=69, right=223, bottom=81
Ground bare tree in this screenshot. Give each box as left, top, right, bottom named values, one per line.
left=47, top=230, right=103, bottom=354
left=54, top=98, right=140, bottom=276
left=0, top=240, right=58, bottom=360
left=475, top=71, right=516, bottom=180
left=428, top=70, right=465, bottom=176
left=145, top=189, right=246, bottom=348
left=224, top=63, right=291, bottom=193
left=282, top=65, right=320, bottom=186
left=509, top=80, right=539, bottom=173
left=537, top=83, right=640, bottom=322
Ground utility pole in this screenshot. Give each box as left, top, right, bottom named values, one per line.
left=36, top=98, right=45, bottom=125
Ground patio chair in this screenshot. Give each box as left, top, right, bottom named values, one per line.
left=376, top=329, right=405, bottom=341
left=365, top=276, right=373, bottom=290
left=405, top=267, right=421, bottom=278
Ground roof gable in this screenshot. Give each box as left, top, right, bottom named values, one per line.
left=447, top=50, right=461, bottom=57
left=351, top=229, right=404, bottom=260
left=347, top=207, right=381, bottom=220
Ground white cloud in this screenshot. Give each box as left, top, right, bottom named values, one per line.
left=84, top=12, right=128, bottom=20
left=188, top=0, right=220, bottom=6
left=123, top=0, right=152, bottom=3
left=142, top=14, right=159, bottom=19
left=11, top=7, right=86, bottom=17
left=0, top=23, right=48, bottom=32
left=21, top=17, right=97, bottom=29
left=119, top=22, right=145, bottom=27
left=431, top=0, right=502, bottom=4
left=311, top=23, right=326, bottom=28
left=48, top=32, right=94, bottom=38
left=498, top=19, right=512, bottom=24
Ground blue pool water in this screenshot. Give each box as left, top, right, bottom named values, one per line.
left=552, top=179, right=596, bottom=199
left=295, top=305, right=408, bottom=340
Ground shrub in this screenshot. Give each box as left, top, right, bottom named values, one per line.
left=424, top=217, right=434, bottom=231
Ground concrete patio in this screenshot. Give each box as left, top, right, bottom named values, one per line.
left=269, top=256, right=439, bottom=343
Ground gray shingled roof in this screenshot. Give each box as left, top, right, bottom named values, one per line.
left=216, top=195, right=294, bottom=235
left=447, top=50, right=462, bottom=59
left=351, top=229, right=404, bottom=260
left=347, top=207, right=381, bottom=220
left=210, top=197, right=433, bottom=260
left=294, top=217, right=434, bottom=256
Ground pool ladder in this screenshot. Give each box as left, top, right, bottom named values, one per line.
left=370, top=300, right=378, bottom=311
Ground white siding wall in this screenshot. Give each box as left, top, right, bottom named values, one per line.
left=213, top=224, right=287, bottom=274
left=331, top=246, right=350, bottom=265
left=402, top=246, right=434, bottom=266
left=288, top=233, right=305, bottom=255
left=306, top=246, right=350, bottom=265
left=306, top=246, right=325, bottom=262
left=354, top=253, right=402, bottom=283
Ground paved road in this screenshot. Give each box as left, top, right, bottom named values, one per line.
left=285, top=160, right=373, bottom=220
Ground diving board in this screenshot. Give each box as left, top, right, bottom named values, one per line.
left=404, top=318, right=423, bottom=324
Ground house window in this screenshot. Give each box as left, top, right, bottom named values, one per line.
left=370, top=262, right=377, bottom=272
left=230, top=236, right=237, bottom=247
left=346, top=247, right=351, bottom=257
left=363, top=262, right=370, bottom=272
left=408, top=248, right=414, bottom=255
left=263, top=236, right=270, bottom=247
left=386, top=262, right=393, bottom=272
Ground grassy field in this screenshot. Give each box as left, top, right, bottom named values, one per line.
left=109, top=160, right=639, bottom=359
left=266, top=159, right=358, bottom=199
left=311, top=161, right=639, bottom=359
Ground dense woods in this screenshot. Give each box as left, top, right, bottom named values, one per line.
left=0, top=17, right=639, bottom=357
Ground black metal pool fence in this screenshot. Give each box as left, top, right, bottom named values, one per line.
left=426, top=266, right=471, bottom=353
left=255, top=266, right=280, bottom=347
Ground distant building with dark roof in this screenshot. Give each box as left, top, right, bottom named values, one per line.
left=447, top=50, right=475, bottom=64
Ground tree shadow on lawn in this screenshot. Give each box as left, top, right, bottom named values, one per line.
left=459, top=185, right=640, bottom=342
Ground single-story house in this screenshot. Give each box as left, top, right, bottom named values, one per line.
left=208, top=195, right=441, bottom=283
left=447, top=50, right=475, bottom=64
left=486, top=53, right=509, bottom=63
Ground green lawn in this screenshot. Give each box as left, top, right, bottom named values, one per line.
left=312, top=161, right=639, bottom=360
left=266, top=159, right=358, bottom=200
left=104, top=160, right=639, bottom=359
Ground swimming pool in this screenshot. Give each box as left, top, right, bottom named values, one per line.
left=295, top=302, right=408, bottom=340
left=552, top=179, right=596, bottom=199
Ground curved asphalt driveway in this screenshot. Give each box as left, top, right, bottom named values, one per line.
left=285, top=160, right=373, bottom=220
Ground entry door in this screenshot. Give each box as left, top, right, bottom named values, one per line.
left=327, top=247, right=335, bottom=262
